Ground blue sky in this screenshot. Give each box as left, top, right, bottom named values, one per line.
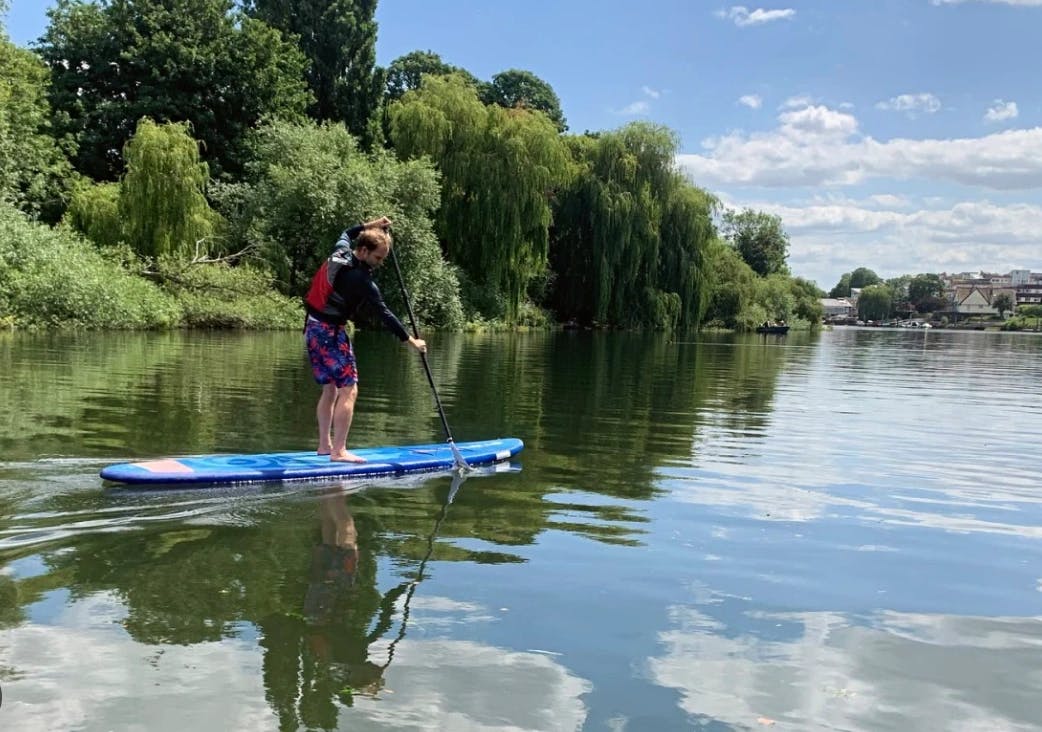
left=6, top=0, right=1042, bottom=289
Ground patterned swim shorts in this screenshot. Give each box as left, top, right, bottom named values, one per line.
left=305, top=316, right=358, bottom=387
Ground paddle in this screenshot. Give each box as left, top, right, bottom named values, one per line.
left=388, top=245, right=469, bottom=472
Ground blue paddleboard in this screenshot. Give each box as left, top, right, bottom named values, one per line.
left=100, top=438, right=524, bottom=486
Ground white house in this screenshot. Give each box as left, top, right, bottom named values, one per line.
left=821, top=298, right=855, bottom=317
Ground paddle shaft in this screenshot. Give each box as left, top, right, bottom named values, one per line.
left=388, top=246, right=457, bottom=446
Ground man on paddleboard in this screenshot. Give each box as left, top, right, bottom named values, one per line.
left=303, top=217, right=426, bottom=462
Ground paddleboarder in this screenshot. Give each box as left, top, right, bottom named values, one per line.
left=303, top=216, right=426, bottom=462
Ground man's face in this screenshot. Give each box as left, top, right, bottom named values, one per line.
left=359, top=243, right=389, bottom=269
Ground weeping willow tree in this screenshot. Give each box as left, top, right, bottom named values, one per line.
left=389, top=74, right=571, bottom=321
left=120, top=118, right=217, bottom=258
left=549, top=123, right=715, bottom=329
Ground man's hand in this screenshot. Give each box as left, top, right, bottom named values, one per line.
left=407, top=337, right=427, bottom=354
left=364, top=216, right=393, bottom=231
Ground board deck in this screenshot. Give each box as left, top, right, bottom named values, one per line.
left=100, top=438, right=524, bottom=486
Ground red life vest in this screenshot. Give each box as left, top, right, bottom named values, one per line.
left=304, top=245, right=355, bottom=323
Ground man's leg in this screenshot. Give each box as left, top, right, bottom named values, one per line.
left=330, top=384, right=365, bottom=463
left=316, top=383, right=337, bottom=455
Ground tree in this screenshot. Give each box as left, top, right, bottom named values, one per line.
left=993, top=293, right=1013, bottom=319
left=481, top=69, right=567, bottom=132
left=245, top=0, right=381, bottom=144
left=850, top=267, right=881, bottom=289
left=119, top=118, right=218, bottom=258
left=722, top=209, right=789, bottom=277
left=549, top=124, right=714, bottom=329
left=829, top=272, right=852, bottom=298
left=390, top=74, right=570, bottom=321
left=0, top=30, right=76, bottom=221
left=858, top=284, right=893, bottom=321
left=384, top=50, right=480, bottom=101
left=234, top=119, right=464, bottom=327
left=40, top=0, right=311, bottom=180
left=908, top=273, right=944, bottom=306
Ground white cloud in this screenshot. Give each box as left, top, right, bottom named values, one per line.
left=738, top=94, right=763, bottom=109
left=679, top=102, right=1042, bottom=190
left=985, top=99, right=1019, bottom=122
left=716, top=6, right=797, bottom=26
left=876, top=92, right=942, bottom=116
left=781, top=94, right=815, bottom=110
left=749, top=197, right=1042, bottom=293
left=616, top=86, right=663, bottom=116
left=617, top=100, right=650, bottom=115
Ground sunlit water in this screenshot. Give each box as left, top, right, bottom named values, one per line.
left=1, top=328, right=1040, bottom=731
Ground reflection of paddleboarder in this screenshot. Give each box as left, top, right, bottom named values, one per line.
left=259, top=478, right=463, bottom=729
left=303, top=493, right=389, bottom=699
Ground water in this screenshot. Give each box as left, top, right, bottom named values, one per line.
left=1, top=328, right=1040, bottom=731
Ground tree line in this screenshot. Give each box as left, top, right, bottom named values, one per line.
left=0, top=0, right=823, bottom=331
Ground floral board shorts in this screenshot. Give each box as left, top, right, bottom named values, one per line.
left=305, top=316, right=358, bottom=387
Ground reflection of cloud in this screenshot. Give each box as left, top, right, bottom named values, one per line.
left=360, top=639, right=592, bottom=730
left=1, top=592, right=274, bottom=731
left=1, top=592, right=592, bottom=732
left=649, top=606, right=1042, bottom=730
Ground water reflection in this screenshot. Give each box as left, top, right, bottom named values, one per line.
left=649, top=600, right=1042, bottom=731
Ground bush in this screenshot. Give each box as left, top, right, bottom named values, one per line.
left=153, top=255, right=302, bottom=329
left=0, top=203, right=180, bottom=328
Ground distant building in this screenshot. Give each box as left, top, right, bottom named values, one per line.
left=941, top=269, right=1040, bottom=313
left=952, top=285, right=1017, bottom=316
left=821, top=298, right=855, bottom=318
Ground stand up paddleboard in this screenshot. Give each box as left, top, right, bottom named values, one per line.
left=100, top=438, right=523, bottom=486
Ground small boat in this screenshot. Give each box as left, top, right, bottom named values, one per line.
left=756, top=324, right=790, bottom=334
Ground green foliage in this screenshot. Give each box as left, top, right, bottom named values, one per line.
left=384, top=50, right=480, bottom=101
left=40, top=0, right=311, bottom=180
left=550, top=125, right=714, bottom=329
left=0, top=33, right=77, bottom=221
left=721, top=209, right=790, bottom=277
left=65, top=181, right=122, bottom=247
left=850, top=267, right=882, bottom=289
left=858, top=283, right=893, bottom=321
left=789, top=276, right=825, bottom=322
left=481, top=69, right=567, bottom=132
left=992, top=292, right=1013, bottom=318
left=0, top=202, right=180, bottom=328
left=908, top=273, right=944, bottom=305
left=829, top=272, right=852, bottom=298
left=247, top=0, right=381, bottom=145
left=390, top=75, right=570, bottom=321
left=702, top=239, right=758, bottom=329
left=235, top=119, right=463, bottom=328
left=153, top=255, right=302, bottom=328
left=120, top=118, right=219, bottom=258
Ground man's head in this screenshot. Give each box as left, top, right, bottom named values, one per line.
left=355, top=229, right=391, bottom=268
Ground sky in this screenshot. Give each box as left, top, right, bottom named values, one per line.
left=5, top=0, right=1042, bottom=290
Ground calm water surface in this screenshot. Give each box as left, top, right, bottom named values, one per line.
left=0, top=328, right=1040, bottom=731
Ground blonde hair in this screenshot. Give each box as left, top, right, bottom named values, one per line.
left=356, top=228, right=391, bottom=252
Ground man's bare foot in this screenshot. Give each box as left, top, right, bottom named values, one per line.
left=330, top=451, right=366, bottom=463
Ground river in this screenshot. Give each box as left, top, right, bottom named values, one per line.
left=1, top=327, right=1040, bottom=730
